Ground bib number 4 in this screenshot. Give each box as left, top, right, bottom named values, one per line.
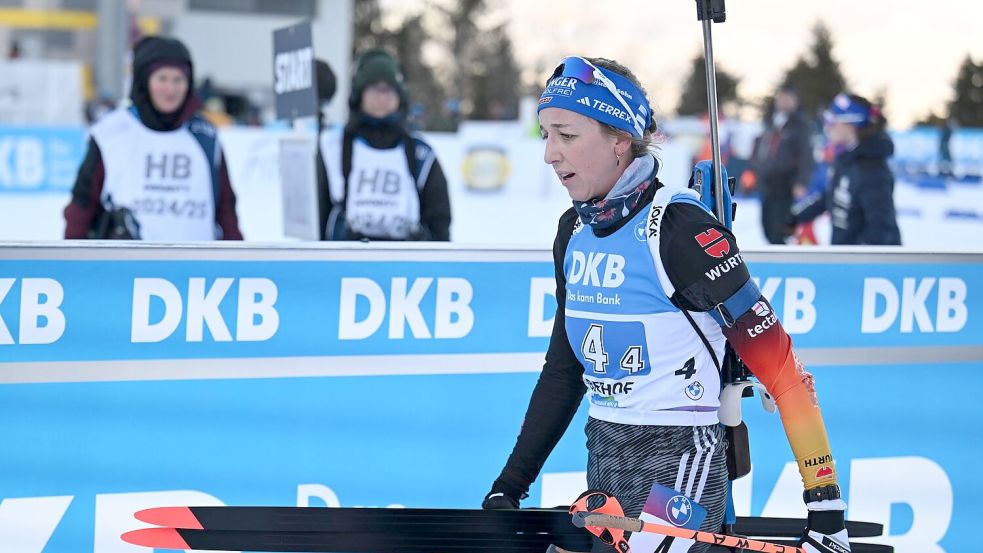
left=581, top=324, right=645, bottom=376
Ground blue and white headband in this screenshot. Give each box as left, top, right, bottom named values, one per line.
left=538, top=56, right=651, bottom=138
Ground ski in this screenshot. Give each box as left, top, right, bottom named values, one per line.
left=121, top=527, right=594, bottom=552
left=119, top=527, right=893, bottom=553
left=134, top=506, right=883, bottom=538
left=135, top=506, right=586, bottom=536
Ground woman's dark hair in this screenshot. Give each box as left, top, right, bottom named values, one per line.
left=846, top=93, right=888, bottom=139
left=546, top=57, right=660, bottom=158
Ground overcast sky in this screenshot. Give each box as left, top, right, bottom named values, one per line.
left=500, top=0, right=982, bottom=127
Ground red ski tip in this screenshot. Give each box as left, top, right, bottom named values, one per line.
left=121, top=527, right=190, bottom=549
left=134, top=506, right=204, bottom=529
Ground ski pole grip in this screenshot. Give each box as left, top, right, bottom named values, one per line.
left=695, top=0, right=726, bottom=23
left=571, top=512, right=643, bottom=532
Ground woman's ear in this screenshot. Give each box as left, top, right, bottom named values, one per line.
left=615, top=132, right=633, bottom=158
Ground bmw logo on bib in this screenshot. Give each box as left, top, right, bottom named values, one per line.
left=666, top=495, right=693, bottom=527
left=685, top=381, right=704, bottom=401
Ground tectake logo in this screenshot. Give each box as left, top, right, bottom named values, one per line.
left=694, top=228, right=730, bottom=258
left=746, top=301, right=778, bottom=338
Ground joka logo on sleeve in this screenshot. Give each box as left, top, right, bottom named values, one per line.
left=694, top=228, right=730, bottom=258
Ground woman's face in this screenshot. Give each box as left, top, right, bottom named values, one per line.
left=825, top=121, right=857, bottom=147
left=540, top=107, right=630, bottom=202
left=361, top=82, right=400, bottom=118
left=148, top=66, right=189, bottom=115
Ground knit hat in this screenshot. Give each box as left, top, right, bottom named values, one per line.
left=132, top=36, right=194, bottom=90
left=349, top=49, right=406, bottom=109
left=129, top=36, right=196, bottom=130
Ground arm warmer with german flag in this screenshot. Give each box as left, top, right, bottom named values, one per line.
left=660, top=202, right=837, bottom=491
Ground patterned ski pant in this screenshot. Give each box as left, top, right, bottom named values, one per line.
left=585, top=418, right=728, bottom=553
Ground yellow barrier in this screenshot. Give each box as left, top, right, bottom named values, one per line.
left=0, top=8, right=159, bottom=33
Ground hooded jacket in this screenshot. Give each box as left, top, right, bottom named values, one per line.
left=65, top=36, right=242, bottom=240
left=316, top=50, right=450, bottom=241
left=793, top=132, right=901, bottom=245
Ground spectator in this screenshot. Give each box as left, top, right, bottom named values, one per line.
left=748, top=83, right=814, bottom=244
left=790, top=93, right=901, bottom=245
left=318, top=49, right=450, bottom=241
left=65, top=36, right=242, bottom=240
left=939, top=117, right=956, bottom=177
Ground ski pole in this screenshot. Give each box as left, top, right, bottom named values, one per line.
left=572, top=511, right=805, bottom=553
left=695, top=0, right=727, bottom=222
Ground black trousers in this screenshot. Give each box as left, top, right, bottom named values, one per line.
left=760, top=193, right=793, bottom=245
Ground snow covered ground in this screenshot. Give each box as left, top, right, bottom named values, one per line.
left=0, top=123, right=979, bottom=251
left=447, top=176, right=983, bottom=251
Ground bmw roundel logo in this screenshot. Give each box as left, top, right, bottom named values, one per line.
left=685, top=381, right=704, bottom=401
left=666, top=495, right=693, bottom=527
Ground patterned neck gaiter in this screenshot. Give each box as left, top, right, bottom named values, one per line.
left=573, top=155, right=659, bottom=229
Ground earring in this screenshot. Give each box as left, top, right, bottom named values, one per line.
left=616, top=151, right=622, bottom=166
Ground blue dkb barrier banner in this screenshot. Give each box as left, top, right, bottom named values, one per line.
left=0, top=126, right=87, bottom=193
left=0, top=244, right=979, bottom=553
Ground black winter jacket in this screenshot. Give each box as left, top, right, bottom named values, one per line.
left=793, top=133, right=901, bottom=245
left=751, top=110, right=814, bottom=199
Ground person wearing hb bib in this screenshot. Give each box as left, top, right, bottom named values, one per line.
left=482, top=57, right=851, bottom=553
left=318, top=49, right=450, bottom=241
left=65, top=36, right=242, bottom=241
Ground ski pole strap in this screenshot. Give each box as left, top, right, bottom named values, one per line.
left=710, top=278, right=762, bottom=328
left=569, top=491, right=631, bottom=553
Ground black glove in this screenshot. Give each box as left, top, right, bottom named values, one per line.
left=799, top=486, right=851, bottom=553
left=481, top=480, right=524, bottom=510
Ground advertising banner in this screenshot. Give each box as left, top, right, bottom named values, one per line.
left=0, top=126, right=87, bottom=193
left=0, top=244, right=979, bottom=553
